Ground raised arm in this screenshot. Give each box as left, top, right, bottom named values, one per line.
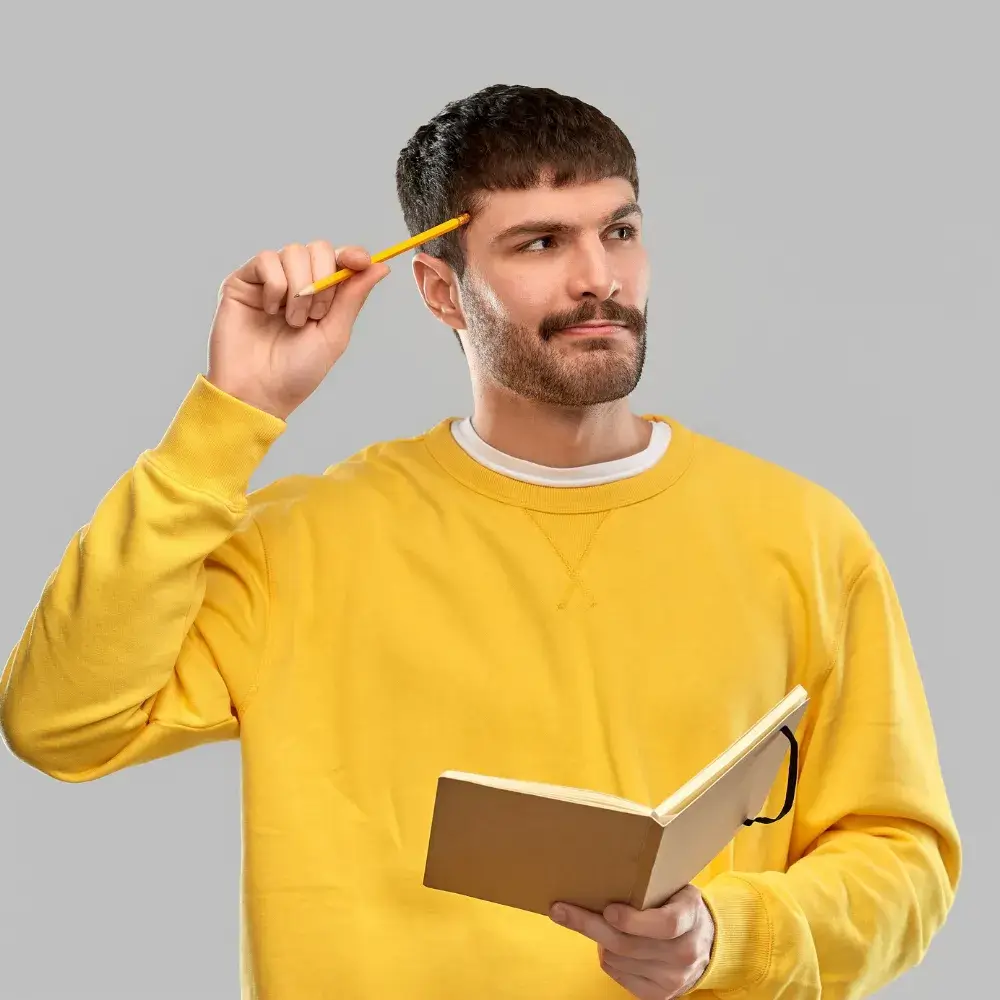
left=1, top=238, right=390, bottom=781
left=1, top=379, right=283, bottom=780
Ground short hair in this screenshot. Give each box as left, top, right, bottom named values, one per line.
left=395, top=84, right=639, bottom=283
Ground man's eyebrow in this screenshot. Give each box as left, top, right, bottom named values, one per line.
left=602, top=200, right=643, bottom=225
left=490, top=200, right=643, bottom=244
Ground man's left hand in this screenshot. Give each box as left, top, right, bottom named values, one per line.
left=550, top=884, right=715, bottom=998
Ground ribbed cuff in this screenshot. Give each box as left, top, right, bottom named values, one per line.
left=694, top=875, right=772, bottom=994
left=146, top=374, right=287, bottom=507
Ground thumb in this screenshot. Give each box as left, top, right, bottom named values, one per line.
left=319, top=260, right=391, bottom=332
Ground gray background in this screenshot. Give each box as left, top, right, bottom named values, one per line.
left=2, top=3, right=996, bottom=997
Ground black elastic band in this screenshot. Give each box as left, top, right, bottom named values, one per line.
left=743, top=725, right=799, bottom=826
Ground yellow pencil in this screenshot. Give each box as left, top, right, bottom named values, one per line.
left=292, top=213, right=471, bottom=297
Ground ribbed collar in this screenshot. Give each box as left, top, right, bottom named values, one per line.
left=422, top=414, right=696, bottom=513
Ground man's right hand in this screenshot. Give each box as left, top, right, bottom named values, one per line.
left=206, top=241, right=390, bottom=420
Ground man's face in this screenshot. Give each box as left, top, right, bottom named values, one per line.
left=453, top=177, right=649, bottom=407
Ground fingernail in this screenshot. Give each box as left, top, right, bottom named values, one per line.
left=550, top=904, right=567, bottom=924
left=605, top=905, right=622, bottom=923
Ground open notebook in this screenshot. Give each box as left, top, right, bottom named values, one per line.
left=423, top=685, right=809, bottom=914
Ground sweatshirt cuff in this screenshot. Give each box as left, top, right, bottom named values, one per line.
left=146, top=374, right=287, bottom=506
left=693, top=875, right=772, bottom=994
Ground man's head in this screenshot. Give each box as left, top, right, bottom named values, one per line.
left=396, top=85, right=649, bottom=408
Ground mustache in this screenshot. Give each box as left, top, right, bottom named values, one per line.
left=538, top=299, right=646, bottom=340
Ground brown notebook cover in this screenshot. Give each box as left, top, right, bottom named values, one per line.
left=423, top=686, right=809, bottom=915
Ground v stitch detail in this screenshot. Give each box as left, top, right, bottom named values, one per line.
left=522, top=508, right=613, bottom=609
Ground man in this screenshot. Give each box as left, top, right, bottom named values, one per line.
left=1, top=84, right=960, bottom=999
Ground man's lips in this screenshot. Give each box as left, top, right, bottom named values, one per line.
left=556, top=322, right=628, bottom=336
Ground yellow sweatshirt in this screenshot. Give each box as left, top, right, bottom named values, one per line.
left=1, top=374, right=960, bottom=999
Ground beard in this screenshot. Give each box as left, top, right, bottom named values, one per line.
left=459, top=278, right=648, bottom=408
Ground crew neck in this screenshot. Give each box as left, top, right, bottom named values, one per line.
left=423, top=414, right=696, bottom=513
left=451, top=417, right=671, bottom=487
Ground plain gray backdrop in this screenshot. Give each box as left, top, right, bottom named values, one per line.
left=2, top=2, right=996, bottom=997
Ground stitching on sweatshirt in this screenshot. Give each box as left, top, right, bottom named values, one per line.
left=140, top=452, right=250, bottom=517
left=147, top=717, right=237, bottom=735
left=235, top=516, right=273, bottom=720
left=522, top=508, right=612, bottom=608
left=419, top=434, right=690, bottom=514
left=722, top=874, right=774, bottom=993
left=137, top=450, right=271, bottom=719
left=810, top=556, right=875, bottom=717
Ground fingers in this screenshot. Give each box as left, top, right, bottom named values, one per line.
left=336, top=246, right=375, bottom=272
left=611, top=927, right=704, bottom=970
left=305, top=241, right=340, bottom=321
left=232, top=239, right=389, bottom=331
left=554, top=890, right=712, bottom=999
left=550, top=904, right=665, bottom=962
left=605, top=888, right=701, bottom=940
left=600, top=953, right=684, bottom=999
left=278, top=244, right=314, bottom=328
left=317, top=249, right=390, bottom=335
left=234, top=250, right=286, bottom=315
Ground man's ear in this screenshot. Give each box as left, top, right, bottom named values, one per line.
left=412, top=252, right=467, bottom=331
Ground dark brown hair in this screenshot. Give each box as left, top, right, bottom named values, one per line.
left=395, top=84, right=640, bottom=283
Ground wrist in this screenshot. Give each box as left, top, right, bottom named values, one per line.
left=696, top=875, right=771, bottom=993
left=205, top=373, right=290, bottom=421
left=149, top=375, right=288, bottom=503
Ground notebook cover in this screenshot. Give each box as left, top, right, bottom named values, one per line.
left=422, top=775, right=658, bottom=915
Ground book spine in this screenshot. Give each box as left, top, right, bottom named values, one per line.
left=627, top=820, right=664, bottom=910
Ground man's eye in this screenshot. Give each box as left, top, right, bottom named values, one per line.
left=518, top=226, right=636, bottom=253
left=520, top=236, right=554, bottom=253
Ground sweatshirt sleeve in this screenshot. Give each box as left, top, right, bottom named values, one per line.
left=0, top=375, right=287, bottom=782
left=693, top=545, right=962, bottom=998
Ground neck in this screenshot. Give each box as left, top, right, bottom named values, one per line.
left=470, top=386, right=652, bottom=468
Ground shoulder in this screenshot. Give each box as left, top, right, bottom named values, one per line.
left=667, top=416, right=879, bottom=575
left=243, top=423, right=446, bottom=530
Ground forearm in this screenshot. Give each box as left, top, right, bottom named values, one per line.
left=697, top=815, right=960, bottom=997
left=0, top=376, right=284, bottom=779
left=695, top=545, right=961, bottom=997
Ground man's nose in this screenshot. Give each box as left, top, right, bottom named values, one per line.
left=567, top=240, right=620, bottom=301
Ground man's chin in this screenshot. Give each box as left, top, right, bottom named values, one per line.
left=546, top=367, right=643, bottom=406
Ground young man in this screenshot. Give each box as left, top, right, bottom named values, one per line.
left=1, top=85, right=960, bottom=999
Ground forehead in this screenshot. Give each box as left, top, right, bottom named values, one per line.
left=470, top=177, right=638, bottom=235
